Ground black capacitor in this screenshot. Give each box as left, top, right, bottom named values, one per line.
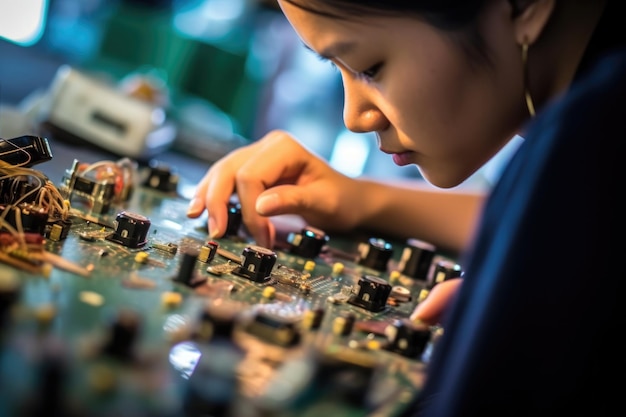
left=311, top=350, right=377, bottom=408
left=142, top=160, right=179, bottom=193
left=429, top=259, right=463, bottom=289
left=224, top=201, right=242, bottom=237
left=195, top=302, right=240, bottom=342
left=302, top=307, right=326, bottom=331
left=287, top=226, right=329, bottom=258
left=19, top=339, right=74, bottom=417
left=332, top=312, right=357, bottom=336
left=348, top=275, right=392, bottom=312
left=102, top=309, right=141, bottom=361
left=234, top=245, right=277, bottom=283
left=357, top=237, right=393, bottom=271
left=246, top=310, right=301, bottom=347
left=174, top=248, right=206, bottom=287
left=397, top=238, right=436, bottom=280
left=385, top=318, right=432, bottom=359
left=106, top=211, right=150, bottom=248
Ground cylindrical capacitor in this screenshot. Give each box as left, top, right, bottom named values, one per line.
left=429, top=259, right=463, bottom=288
left=348, top=275, right=392, bottom=312
left=174, top=248, right=203, bottom=287
left=357, top=238, right=393, bottom=271
left=102, top=308, right=141, bottom=360
left=302, top=307, right=325, bottom=331
left=384, top=318, right=431, bottom=359
left=225, top=201, right=242, bottom=237
left=143, top=160, right=179, bottom=193
left=195, top=302, right=240, bottom=342
left=106, top=211, right=151, bottom=248
left=235, top=245, right=277, bottom=283
left=287, top=226, right=329, bottom=258
left=332, top=312, right=356, bottom=336
left=397, top=238, right=436, bottom=280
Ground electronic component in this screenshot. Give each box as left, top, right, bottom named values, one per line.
left=332, top=312, right=356, bottom=336
left=0, top=203, right=49, bottom=235
left=44, top=219, right=72, bottom=241
left=301, top=307, right=325, bottom=331
left=142, top=160, right=179, bottom=193
left=41, top=65, right=176, bottom=159
left=193, top=302, right=240, bottom=342
left=384, top=318, right=432, bottom=359
left=101, top=308, right=142, bottom=361
left=397, top=238, right=436, bottom=280
left=357, top=237, right=393, bottom=271
left=198, top=240, right=219, bottom=263
left=59, top=158, right=136, bottom=215
left=151, top=241, right=178, bottom=254
left=348, top=275, right=392, bottom=312
left=243, top=310, right=301, bottom=347
left=430, top=258, right=463, bottom=287
left=106, top=211, right=151, bottom=248
left=233, top=245, right=277, bottom=283
left=173, top=248, right=206, bottom=287
left=225, top=201, right=242, bottom=237
left=287, top=226, right=329, bottom=258
left=0, top=135, right=53, bottom=167
left=390, top=285, right=412, bottom=303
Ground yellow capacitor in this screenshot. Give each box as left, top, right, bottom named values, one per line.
left=162, top=291, right=183, bottom=308
left=331, top=262, right=344, bottom=275
left=134, top=251, right=149, bottom=264
left=262, top=286, right=276, bottom=299
left=304, top=260, right=316, bottom=271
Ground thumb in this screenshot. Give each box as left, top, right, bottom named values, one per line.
left=256, top=186, right=308, bottom=216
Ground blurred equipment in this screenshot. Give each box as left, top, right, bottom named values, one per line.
left=39, top=65, right=176, bottom=159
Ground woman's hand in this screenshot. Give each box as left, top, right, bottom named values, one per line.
left=187, top=130, right=363, bottom=248
left=410, top=278, right=463, bottom=325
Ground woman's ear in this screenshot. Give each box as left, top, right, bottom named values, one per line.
left=510, top=0, right=555, bottom=45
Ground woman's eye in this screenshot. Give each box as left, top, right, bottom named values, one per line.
left=359, top=63, right=383, bottom=80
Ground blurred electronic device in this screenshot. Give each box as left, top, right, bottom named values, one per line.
left=39, top=65, right=175, bottom=159
left=0, top=135, right=52, bottom=167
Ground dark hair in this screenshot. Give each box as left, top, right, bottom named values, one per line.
left=281, top=0, right=490, bottom=30
left=281, top=0, right=497, bottom=65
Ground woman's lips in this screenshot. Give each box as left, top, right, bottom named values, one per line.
left=392, top=152, right=413, bottom=166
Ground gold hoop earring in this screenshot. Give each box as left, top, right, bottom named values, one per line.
left=522, top=41, right=536, bottom=117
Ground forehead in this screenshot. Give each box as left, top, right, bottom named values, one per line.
left=278, top=0, right=418, bottom=56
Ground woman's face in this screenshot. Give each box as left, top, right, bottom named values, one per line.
left=278, top=0, right=528, bottom=187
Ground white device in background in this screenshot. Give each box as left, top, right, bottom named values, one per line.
left=40, top=65, right=176, bottom=159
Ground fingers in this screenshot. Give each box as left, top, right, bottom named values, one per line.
left=410, top=278, right=463, bottom=325
left=186, top=130, right=312, bottom=248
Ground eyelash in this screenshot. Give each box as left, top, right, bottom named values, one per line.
left=315, top=54, right=382, bottom=81
left=358, top=63, right=382, bottom=81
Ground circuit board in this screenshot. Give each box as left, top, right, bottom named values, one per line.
left=0, top=140, right=460, bottom=417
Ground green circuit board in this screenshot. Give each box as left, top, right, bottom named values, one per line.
left=0, top=160, right=452, bottom=417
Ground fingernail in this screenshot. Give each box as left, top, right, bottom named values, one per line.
left=186, top=198, right=201, bottom=216
left=207, top=216, right=219, bottom=238
left=256, top=193, right=279, bottom=215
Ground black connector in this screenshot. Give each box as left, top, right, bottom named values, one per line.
left=0, top=135, right=53, bottom=167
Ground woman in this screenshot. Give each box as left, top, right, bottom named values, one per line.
left=188, top=0, right=625, bottom=415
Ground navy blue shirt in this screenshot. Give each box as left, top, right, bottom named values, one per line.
left=405, top=6, right=626, bottom=416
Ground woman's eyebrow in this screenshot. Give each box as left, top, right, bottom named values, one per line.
left=302, top=41, right=356, bottom=60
